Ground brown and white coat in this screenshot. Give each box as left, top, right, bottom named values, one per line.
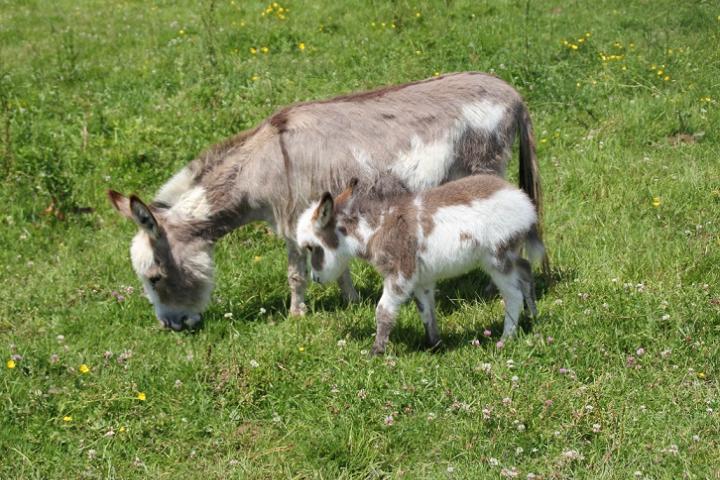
left=296, top=175, right=544, bottom=354
left=108, top=72, right=542, bottom=330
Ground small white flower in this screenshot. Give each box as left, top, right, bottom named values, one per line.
left=224, top=312, right=233, bottom=319
left=562, top=449, right=583, bottom=460
left=516, top=423, right=526, bottom=432
left=479, top=362, right=492, bottom=374
left=661, top=314, right=670, bottom=320
left=692, top=434, right=700, bottom=442
left=259, top=307, right=267, bottom=314
left=515, top=447, right=524, bottom=455
left=511, top=375, right=519, bottom=383
left=488, top=457, right=500, bottom=466
left=592, top=423, right=601, bottom=433
left=249, top=359, right=259, bottom=368
left=446, top=466, right=454, bottom=473
left=427, top=412, right=436, bottom=421
left=337, top=339, right=347, bottom=348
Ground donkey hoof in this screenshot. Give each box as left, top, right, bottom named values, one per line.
left=371, top=344, right=386, bottom=356
left=427, top=339, right=443, bottom=352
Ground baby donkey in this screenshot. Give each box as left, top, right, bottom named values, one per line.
left=296, top=175, right=545, bottom=354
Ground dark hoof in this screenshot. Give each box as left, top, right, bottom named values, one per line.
left=427, top=339, right=443, bottom=352
left=371, top=344, right=386, bottom=356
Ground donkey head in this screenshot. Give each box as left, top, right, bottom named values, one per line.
left=108, top=190, right=214, bottom=330
left=296, top=179, right=358, bottom=285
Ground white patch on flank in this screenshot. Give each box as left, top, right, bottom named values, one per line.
left=462, top=100, right=507, bottom=133
left=390, top=134, right=455, bottom=190
left=171, top=186, right=211, bottom=220
left=419, top=188, right=536, bottom=282
left=155, top=168, right=195, bottom=206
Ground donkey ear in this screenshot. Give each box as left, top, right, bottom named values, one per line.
left=129, top=195, right=161, bottom=239
left=108, top=190, right=133, bottom=219
left=313, top=192, right=334, bottom=229
left=335, top=177, right=358, bottom=209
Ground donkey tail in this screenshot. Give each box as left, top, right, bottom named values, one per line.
left=517, top=102, right=549, bottom=275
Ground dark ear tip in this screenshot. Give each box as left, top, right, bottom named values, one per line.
left=349, top=177, right=359, bottom=188
left=321, top=192, right=333, bottom=202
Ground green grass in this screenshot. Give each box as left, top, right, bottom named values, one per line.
left=2, top=0, right=720, bottom=478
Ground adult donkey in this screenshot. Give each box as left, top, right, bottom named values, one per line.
left=108, top=72, right=543, bottom=331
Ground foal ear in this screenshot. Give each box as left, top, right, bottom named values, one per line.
left=313, top=192, right=334, bottom=229
left=129, top=195, right=161, bottom=239
left=108, top=190, right=133, bottom=219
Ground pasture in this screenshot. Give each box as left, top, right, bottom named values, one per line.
left=1, top=0, right=719, bottom=478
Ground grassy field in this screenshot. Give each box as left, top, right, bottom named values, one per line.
left=2, top=0, right=720, bottom=478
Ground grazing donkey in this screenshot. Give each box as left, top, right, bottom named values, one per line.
left=296, top=176, right=544, bottom=354
left=108, top=72, right=543, bottom=330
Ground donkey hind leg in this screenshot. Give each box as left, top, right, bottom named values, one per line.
left=338, top=268, right=360, bottom=303
left=515, top=258, right=537, bottom=318
left=486, top=264, right=524, bottom=339
left=286, top=239, right=308, bottom=316
left=413, top=284, right=441, bottom=350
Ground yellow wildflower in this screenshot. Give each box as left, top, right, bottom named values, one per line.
left=253, top=255, right=262, bottom=262
left=371, top=21, right=376, bottom=27
left=416, top=12, right=421, bottom=17
left=585, top=32, right=591, bottom=37
left=298, top=42, right=305, bottom=51
left=391, top=23, right=396, bottom=29
left=570, top=44, right=578, bottom=50
left=79, top=364, right=90, bottom=374
left=415, top=50, right=421, bottom=55
left=657, top=69, right=664, bottom=76
left=260, top=46, right=269, bottom=54
left=179, top=29, right=185, bottom=35
left=540, top=138, right=548, bottom=144
left=137, top=392, right=146, bottom=401
left=63, top=416, right=72, bottom=422
left=6, top=359, right=15, bottom=369
left=664, top=76, right=670, bottom=81
left=119, top=426, right=126, bottom=433
left=298, top=346, right=305, bottom=352
left=652, top=197, right=661, bottom=208
left=250, top=47, right=257, bottom=54
left=697, top=372, right=706, bottom=379
left=251, top=75, right=260, bottom=81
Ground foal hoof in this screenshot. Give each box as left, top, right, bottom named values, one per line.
left=289, top=303, right=307, bottom=317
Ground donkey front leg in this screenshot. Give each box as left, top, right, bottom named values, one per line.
left=337, top=268, right=360, bottom=303
left=372, top=279, right=410, bottom=355
left=413, top=285, right=441, bottom=350
left=286, top=239, right=308, bottom=316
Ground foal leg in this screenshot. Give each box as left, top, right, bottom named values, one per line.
left=486, top=265, right=524, bottom=339
left=413, top=284, right=441, bottom=350
left=372, top=277, right=411, bottom=355
left=337, top=268, right=360, bottom=303
left=286, top=239, right=308, bottom=316
left=515, top=258, right=537, bottom=318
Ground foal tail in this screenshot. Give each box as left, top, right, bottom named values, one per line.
left=517, top=103, right=549, bottom=276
